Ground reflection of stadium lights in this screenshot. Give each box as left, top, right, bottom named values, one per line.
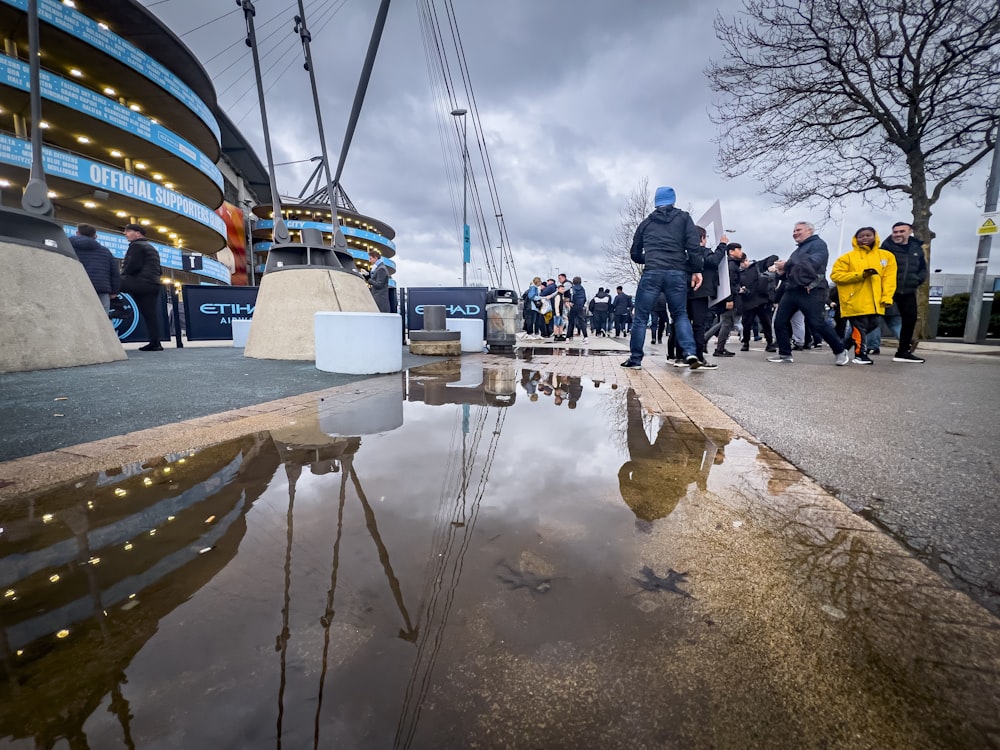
left=42, top=513, right=54, bottom=523
left=114, top=487, right=127, bottom=496
left=124, top=542, right=133, bottom=550
left=56, top=629, right=70, bottom=638
left=49, top=574, right=60, bottom=583
left=4, top=589, right=14, bottom=598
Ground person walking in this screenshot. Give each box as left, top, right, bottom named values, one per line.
left=568, top=276, right=590, bottom=344
left=69, top=223, right=120, bottom=314
left=880, top=221, right=928, bottom=363
left=621, top=186, right=703, bottom=370
left=768, top=221, right=850, bottom=365
left=710, top=242, right=746, bottom=357
left=590, top=287, right=612, bottom=336
left=120, top=223, right=164, bottom=351
left=611, top=286, right=632, bottom=337
left=737, top=253, right=778, bottom=352
left=367, top=249, right=391, bottom=312
left=830, top=227, right=897, bottom=365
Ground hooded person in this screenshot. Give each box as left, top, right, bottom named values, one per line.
left=830, top=227, right=897, bottom=365
left=621, top=185, right=704, bottom=370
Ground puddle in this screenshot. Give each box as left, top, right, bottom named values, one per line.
left=1, top=362, right=996, bottom=748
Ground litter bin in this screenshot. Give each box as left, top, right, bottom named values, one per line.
left=485, top=289, right=517, bottom=351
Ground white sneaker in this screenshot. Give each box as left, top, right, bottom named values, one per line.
left=835, top=349, right=851, bottom=366
left=582, top=338, right=590, bottom=344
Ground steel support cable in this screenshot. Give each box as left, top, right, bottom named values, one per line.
left=441, top=0, right=518, bottom=288
left=205, top=0, right=331, bottom=75
left=224, top=0, right=344, bottom=111
left=178, top=7, right=240, bottom=38
left=417, top=1, right=466, bottom=234
left=230, top=0, right=348, bottom=126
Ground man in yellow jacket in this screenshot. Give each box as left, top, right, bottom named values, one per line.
left=830, top=227, right=897, bottom=365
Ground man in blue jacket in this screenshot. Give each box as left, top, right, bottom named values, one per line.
left=621, top=186, right=703, bottom=370
left=70, top=224, right=120, bottom=314
left=768, top=222, right=849, bottom=365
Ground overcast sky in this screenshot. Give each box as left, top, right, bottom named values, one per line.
left=150, top=0, right=997, bottom=291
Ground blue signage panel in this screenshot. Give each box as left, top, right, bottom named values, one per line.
left=255, top=219, right=397, bottom=251
left=0, top=55, right=223, bottom=189
left=463, top=224, right=471, bottom=263
left=182, top=285, right=259, bottom=340
left=0, top=134, right=227, bottom=238
left=0, top=0, right=220, bottom=141
left=405, top=286, right=487, bottom=331
left=111, top=291, right=170, bottom=343
left=62, top=226, right=232, bottom=284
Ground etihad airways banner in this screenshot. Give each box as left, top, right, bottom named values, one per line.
left=0, top=55, right=223, bottom=189
left=0, top=134, right=226, bottom=238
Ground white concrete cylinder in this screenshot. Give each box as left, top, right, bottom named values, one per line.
left=315, top=311, right=402, bottom=374
left=231, top=319, right=252, bottom=348
left=446, top=317, right=485, bottom=353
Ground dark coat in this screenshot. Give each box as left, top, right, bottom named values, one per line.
left=369, top=261, right=391, bottom=312
left=121, top=238, right=162, bottom=291
left=629, top=205, right=703, bottom=274
left=880, top=235, right=928, bottom=295
left=783, top=234, right=829, bottom=291
left=738, top=255, right=779, bottom=308
left=689, top=243, right=726, bottom=300
left=611, top=292, right=632, bottom=315
left=70, top=235, right=120, bottom=295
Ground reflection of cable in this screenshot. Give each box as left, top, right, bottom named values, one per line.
left=394, top=407, right=505, bottom=749
left=275, top=464, right=299, bottom=749
left=313, top=468, right=348, bottom=750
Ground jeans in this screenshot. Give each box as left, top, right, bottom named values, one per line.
left=773, top=287, right=844, bottom=357
left=630, top=269, right=696, bottom=362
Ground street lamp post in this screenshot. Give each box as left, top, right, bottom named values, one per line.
left=451, top=108, right=469, bottom=287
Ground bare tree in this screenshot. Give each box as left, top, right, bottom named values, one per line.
left=707, top=0, right=1000, bottom=336
left=600, top=177, right=650, bottom=289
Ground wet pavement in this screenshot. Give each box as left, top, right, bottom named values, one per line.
left=2, top=354, right=1000, bottom=749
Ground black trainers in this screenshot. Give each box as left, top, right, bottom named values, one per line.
left=670, top=358, right=687, bottom=368
left=764, top=343, right=777, bottom=352
left=893, top=352, right=925, bottom=363
left=621, top=359, right=642, bottom=369
left=686, top=355, right=702, bottom=369
left=696, top=359, right=718, bottom=369
left=740, top=343, right=750, bottom=352
left=853, top=352, right=874, bottom=365
left=714, top=349, right=736, bottom=357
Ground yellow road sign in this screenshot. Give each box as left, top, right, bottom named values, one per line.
left=978, top=214, right=998, bottom=236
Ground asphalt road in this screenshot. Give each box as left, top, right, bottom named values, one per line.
left=676, top=341, right=1000, bottom=617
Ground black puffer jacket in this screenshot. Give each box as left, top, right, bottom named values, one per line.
left=880, top=235, right=927, bottom=294
left=689, top=243, right=726, bottom=300
left=738, top=254, right=779, bottom=308
left=70, top=235, right=120, bottom=294
left=121, top=238, right=162, bottom=289
left=629, top=205, right=703, bottom=274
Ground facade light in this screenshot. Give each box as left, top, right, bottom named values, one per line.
left=134, top=162, right=146, bottom=170
left=129, top=104, right=141, bottom=112
left=84, top=201, right=96, bottom=208
left=110, top=149, right=122, bottom=157
left=139, top=219, right=151, bottom=225
left=76, top=135, right=90, bottom=144
left=103, top=87, right=116, bottom=95
left=115, top=210, right=127, bottom=217
left=69, top=68, right=83, bottom=77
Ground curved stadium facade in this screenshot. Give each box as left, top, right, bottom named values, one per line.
left=0, top=0, right=398, bottom=286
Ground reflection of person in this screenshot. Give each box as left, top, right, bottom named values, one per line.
left=617, top=390, right=728, bottom=521
left=70, top=223, right=120, bottom=314
left=367, top=249, right=390, bottom=312
left=121, top=223, right=163, bottom=351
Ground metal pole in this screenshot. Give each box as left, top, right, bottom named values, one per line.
left=294, top=4, right=348, bottom=254
left=239, top=0, right=290, bottom=246
left=22, top=0, right=52, bottom=216
left=964, top=129, right=1000, bottom=343
left=451, top=108, right=469, bottom=287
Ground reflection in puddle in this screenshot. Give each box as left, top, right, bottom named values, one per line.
left=1, top=363, right=995, bottom=748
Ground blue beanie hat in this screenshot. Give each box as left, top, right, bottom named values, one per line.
left=654, top=186, right=676, bottom=207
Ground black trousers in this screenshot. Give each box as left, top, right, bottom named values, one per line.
left=741, top=304, right=773, bottom=344
left=686, top=297, right=710, bottom=359
left=894, top=292, right=919, bottom=354
left=122, top=280, right=162, bottom=346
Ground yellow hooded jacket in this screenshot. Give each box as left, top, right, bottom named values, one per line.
left=830, top=233, right=898, bottom=317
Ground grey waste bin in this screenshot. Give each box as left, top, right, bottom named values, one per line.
left=485, top=289, right=517, bottom=350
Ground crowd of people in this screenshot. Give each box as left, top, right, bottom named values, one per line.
left=520, top=186, right=928, bottom=371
